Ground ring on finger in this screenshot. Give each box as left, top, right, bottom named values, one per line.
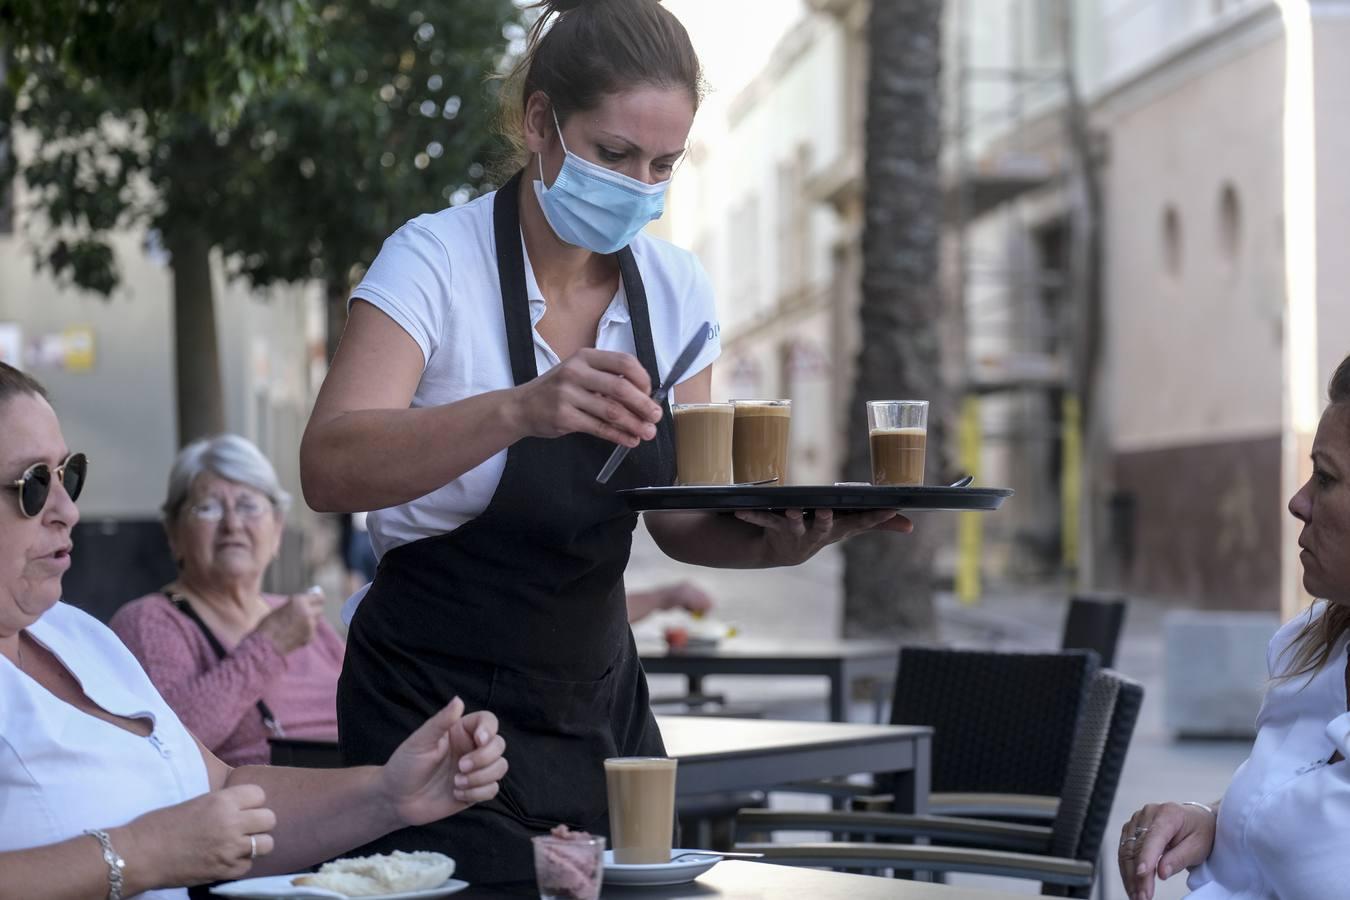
left=249, top=835, right=257, bottom=860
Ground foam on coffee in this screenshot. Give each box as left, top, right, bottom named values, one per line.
left=604, top=757, right=677, bottom=865
left=870, top=426, right=927, bottom=486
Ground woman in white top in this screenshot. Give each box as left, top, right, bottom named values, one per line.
left=1118, top=353, right=1350, bottom=900
left=300, top=0, right=911, bottom=883
left=0, top=363, right=507, bottom=900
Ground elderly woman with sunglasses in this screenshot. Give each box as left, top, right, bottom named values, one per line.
left=110, top=436, right=343, bottom=767
left=0, top=362, right=507, bottom=900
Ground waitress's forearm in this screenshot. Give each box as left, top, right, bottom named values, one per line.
left=644, top=512, right=775, bottom=569
left=225, top=765, right=399, bottom=876
left=301, top=390, right=526, bottom=512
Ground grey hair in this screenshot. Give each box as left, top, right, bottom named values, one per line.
left=162, top=434, right=293, bottom=523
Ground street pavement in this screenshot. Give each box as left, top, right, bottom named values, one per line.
left=626, top=522, right=1254, bottom=899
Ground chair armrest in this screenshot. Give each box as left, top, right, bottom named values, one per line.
left=928, top=792, right=1060, bottom=820
left=852, top=792, right=1060, bottom=819
left=733, top=809, right=1053, bottom=854
left=784, top=777, right=877, bottom=800
left=733, top=841, right=1095, bottom=888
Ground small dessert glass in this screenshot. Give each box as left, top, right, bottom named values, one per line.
left=532, top=832, right=606, bottom=900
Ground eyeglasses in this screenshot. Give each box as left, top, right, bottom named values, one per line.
left=6, top=453, right=89, bottom=518
left=187, top=495, right=273, bottom=523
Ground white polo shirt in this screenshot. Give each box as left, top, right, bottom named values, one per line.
left=350, top=188, right=721, bottom=561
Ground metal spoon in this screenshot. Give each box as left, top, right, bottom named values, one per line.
left=734, top=477, right=778, bottom=486
left=671, top=850, right=765, bottom=862
left=949, top=474, right=974, bottom=488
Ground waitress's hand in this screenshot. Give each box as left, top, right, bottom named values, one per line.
left=508, top=349, right=664, bottom=448
left=379, top=697, right=508, bottom=826
left=733, top=509, right=914, bottom=567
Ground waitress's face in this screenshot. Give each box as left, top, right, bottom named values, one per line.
left=1289, top=403, right=1350, bottom=605
left=526, top=85, right=695, bottom=187
left=0, top=392, right=80, bottom=636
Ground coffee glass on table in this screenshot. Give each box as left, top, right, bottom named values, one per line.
left=604, top=756, right=678, bottom=864
left=672, top=403, right=734, bottom=485
left=867, top=400, right=928, bottom=486
left=731, top=399, right=791, bottom=485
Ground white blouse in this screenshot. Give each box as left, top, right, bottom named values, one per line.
left=349, top=188, right=722, bottom=561
left=0, top=602, right=211, bottom=900
left=1187, top=602, right=1350, bottom=898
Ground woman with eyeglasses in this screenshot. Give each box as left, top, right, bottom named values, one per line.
left=0, top=362, right=508, bottom=899
left=110, top=435, right=344, bottom=767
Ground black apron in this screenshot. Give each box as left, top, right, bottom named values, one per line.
left=337, top=171, right=675, bottom=883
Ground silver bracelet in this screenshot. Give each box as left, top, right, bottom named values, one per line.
left=1182, top=800, right=1217, bottom=817
left=84, top=829, right=125, bottom=900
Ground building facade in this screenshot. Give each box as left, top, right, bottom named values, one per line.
left=664, top=0, right=1350, bottom=612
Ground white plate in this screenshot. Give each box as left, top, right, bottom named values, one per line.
left=602, top=849, right=720, bottom=886
left=210, top=875, right=469, bottom=899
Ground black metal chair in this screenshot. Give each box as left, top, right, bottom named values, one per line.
left=788, top=647, right=1099, bottom=819
left=1061, top=593, right=1128, bottom=669
left=733, top=668, right=1144, bottom=898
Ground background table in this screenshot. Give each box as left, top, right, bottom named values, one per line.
left=657, top=715, right=931, bottom=814
left=640, top=639, right=899, bottom=722
left=456, top=859, right=1030, bottom=898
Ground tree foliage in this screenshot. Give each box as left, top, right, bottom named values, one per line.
left=2, top=0, right=514, bottom=297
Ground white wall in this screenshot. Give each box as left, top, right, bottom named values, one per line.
left=667, top=13, right=846, bottom=346
left=1099, top=32, right=1287, bottom=451
left=0, top=177, right=320, bottom=518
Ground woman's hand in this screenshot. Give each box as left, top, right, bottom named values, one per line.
left=1118, top=802, right=1218, bottom=900
left=379, top=697, right=508, bottom=827
left=255, top=591, right=325, bottom=654
left=118, top=784, right=276, bottom=889
left=732, top=508, right=914, bottom=567
left=508, top=349, right=664, bottom=448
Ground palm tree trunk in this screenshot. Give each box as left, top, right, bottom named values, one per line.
left=842, top=0, right=947, bottom=639
left=169, top=227, right=226, bottom=445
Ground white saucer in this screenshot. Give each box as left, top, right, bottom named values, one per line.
left=602, top=849, right=721, bottom=886
left=211, top=875, right=468, bottom=899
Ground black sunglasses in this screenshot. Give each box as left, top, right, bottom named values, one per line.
left=6, top=453, right=88, bottom=518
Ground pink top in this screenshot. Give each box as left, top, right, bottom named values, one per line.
left=109, top=593, right=345, bottom=766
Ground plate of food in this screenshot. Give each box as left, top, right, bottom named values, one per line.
left=601, top=849, right=721, bottom=886
left=211, top=851, right=465, bottom=899
left=663, top=617, right=735, bottom=651
left=619, top=483, right=1013, bottom=514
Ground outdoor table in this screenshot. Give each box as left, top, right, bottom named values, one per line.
left=658, top=715, right=931, bottom=814
left=639, top=638, right=899, bottom=722
left=454, top=859, right=1029, bottom=898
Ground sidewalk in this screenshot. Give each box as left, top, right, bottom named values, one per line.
left=627, top=523, right=1253, bottom=899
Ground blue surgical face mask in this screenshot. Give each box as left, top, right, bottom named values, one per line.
left=534, top=109, right=670, bottom=254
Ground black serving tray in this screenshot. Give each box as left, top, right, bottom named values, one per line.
left=619, top=484, right=1014, bottom=513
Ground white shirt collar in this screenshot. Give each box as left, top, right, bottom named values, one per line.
left=520, top=234, right=630, bottom=330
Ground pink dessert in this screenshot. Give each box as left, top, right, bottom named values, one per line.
left=534, top=825, right=604, bottom=900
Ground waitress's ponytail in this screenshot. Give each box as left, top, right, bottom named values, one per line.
left=494, top=0, right=703, bottom=174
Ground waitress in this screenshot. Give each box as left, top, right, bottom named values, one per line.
left=301, top=0, right=910, bottom=882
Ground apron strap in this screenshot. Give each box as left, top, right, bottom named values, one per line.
left=493, top=172, right=540, bottom=387
left=615, top=246, right=662, bottom=399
